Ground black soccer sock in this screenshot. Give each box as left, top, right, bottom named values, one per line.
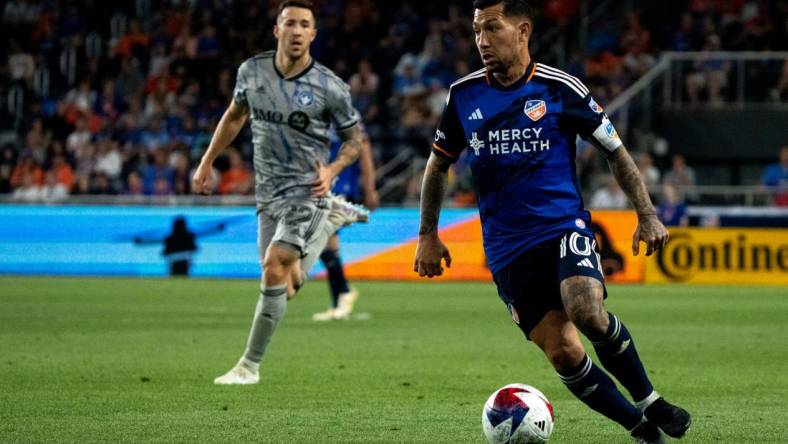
left=558, top=354, right=643, bottom=430
left=590, top=312, right=655, bottom=403
left=320, top=249, right=349, bottom=308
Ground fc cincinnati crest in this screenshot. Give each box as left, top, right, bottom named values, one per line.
left=524, top=100, right=547, bottom=121
left=295, top=90, right=314, bottom=107
left=589, top=98, right=603, bottom=113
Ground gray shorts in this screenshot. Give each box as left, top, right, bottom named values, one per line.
left=257, top=197, right=330, bottom=262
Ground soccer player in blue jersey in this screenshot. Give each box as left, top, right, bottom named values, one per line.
left=414, top=1, right=691, bottom=443
left=312, top=120, right=379, bottom=321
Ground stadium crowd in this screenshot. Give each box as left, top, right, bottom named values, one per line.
left=1, top=0, right=786, bottom=208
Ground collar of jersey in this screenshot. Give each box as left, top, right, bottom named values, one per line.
left=272, top=52, right=315, bottom=81
left=486, top=61, right=536, bottom=91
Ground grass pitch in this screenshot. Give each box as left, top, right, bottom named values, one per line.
left=1, top=277, right=786, bottom=443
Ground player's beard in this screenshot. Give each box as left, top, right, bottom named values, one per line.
left=483, top=54, right=511, bottom=75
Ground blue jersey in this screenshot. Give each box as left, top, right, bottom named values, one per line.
left=433, top=62, right=623, bottom=274
left=328, top=127, right=362, bottom=201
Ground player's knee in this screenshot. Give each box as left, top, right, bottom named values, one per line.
left=571, top=309, right=609, bottom=338
left=263, top=258, right=288, bottom=285
left=544, top=341, right=586, bottom=374
left=561, top=276, right=608, bottom=336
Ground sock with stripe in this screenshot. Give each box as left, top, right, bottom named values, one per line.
left=242, top=284, right=288, bottom=367
left=558, top=354, right=643, bottom=430
left=320, top=249, right=349, bottom=308
left=590, top=312, right=655, bottom=403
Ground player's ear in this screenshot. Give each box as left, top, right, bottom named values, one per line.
left=519, top=20, right=532, bottom=43
left=273, top=24, right=280, bottom=40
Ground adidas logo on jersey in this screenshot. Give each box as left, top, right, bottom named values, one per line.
left=468, top=108, right=483, bottom=120
left=577, top=258, right=595, bottom=268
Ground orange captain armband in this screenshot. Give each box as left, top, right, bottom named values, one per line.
left=432, top=143, right=458, bottom=159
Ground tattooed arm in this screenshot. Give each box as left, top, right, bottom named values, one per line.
left=312, top=125, right=365, bottom=197
left=606, top=145, right=669, bottom=256
left=414, top=153, right=453, bottom=277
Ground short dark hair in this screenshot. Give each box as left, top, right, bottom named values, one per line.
left=472, top=0, right=535, bottom=22
left=277, top=0, right=316, bottom=22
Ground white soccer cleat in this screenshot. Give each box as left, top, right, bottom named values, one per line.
left=326, top=194, right=369, bottom=227
left=312, top=308, right=339, bottom=321
left=213, top=362, right=259, bottom=385
left=334, top=287, right=359, bottom=320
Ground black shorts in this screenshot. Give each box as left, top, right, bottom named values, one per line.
left=492, top=229, right=607, bottom=340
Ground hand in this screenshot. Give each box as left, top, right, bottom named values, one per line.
left=191, top=162, right=214, bottom=195
left=311, top=161, right=333, bottom=197
left=632, top=214, right=669, bottom=256
left=363, top=190, right=380, bottom=211
left=414, top=235, right=452, bottom=278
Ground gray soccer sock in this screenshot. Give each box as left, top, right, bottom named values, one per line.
left=242, top=284, right=288, bottom=366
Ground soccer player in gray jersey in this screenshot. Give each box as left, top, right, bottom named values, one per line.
left=192, top=0, right=369, bottom=385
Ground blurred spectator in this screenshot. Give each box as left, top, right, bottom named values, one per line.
left=10, top=156, right=43, bottom=189
left=770, top=60, right=788, bottom=103
left=117, top=19, right=150, bottom=59
left=760, top=146, right=788, bottom=206
left=657, top=184, right=688, bottom=226
left=348, top=59, right=380, bottom=121
left=172, top=24, right=199, bottom=59
left=95, top=139, right=123, bottom=180
left=40, top=169, right=69, bottom=202
left=0, top=146, right=17, bottom=193
left=8, top=40, right=35, bottom=83
left=219, top=149, right=252, bottom=195
left=63, top=79, right=97, bottom=115
left=115, top=58, right=146, bottom=99
left=25, top=118, right=50, bottom=165
left=393, top=55, right=426, bottom=98
left=590, top=175, right=629, bottom=209
left=50, top=155, right=74, bottom=190
left=142, top=149, right=175, bottom=195
left=663, top=154, right=697, bottom=202
left=672, top=13, right=700, bottom=52
left=426, top=78, right=449, bottom=120
left=94, top=80, right=121, bottom=120
left=197, top=25, right=221, bottom=59
left=685, top=35, right=730, bottom=107
left=635, top=152, right=661, bottom=190
left=140, top=118, right=172, bottom=151
left=89, top=172, right=116, bottom=195
left=12, top=170, right=42, bottom=202
left=170, top=151, right=192, bottom=195
left=65, top=117, right=92, bottom=154
left=125, top=171, right=145, bottom=196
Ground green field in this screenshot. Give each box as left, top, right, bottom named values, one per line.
left=1, top=277, right=787, bottom=443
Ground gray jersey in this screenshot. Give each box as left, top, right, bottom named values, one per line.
left=233, top=51, right=358, bottom=206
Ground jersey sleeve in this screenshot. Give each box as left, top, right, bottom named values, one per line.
left=562, top=86, right=623, bottom=157
left=233, top=60, right=251, bottom=108
left=431, top=90, right=465, bottom=161
left=326, top=78, right=359, bottom=131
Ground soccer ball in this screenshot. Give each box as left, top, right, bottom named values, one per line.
left=482, top=383, right=554, bottom=444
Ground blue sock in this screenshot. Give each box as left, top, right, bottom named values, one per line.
left=591, top=313, right=655, bottom=403
left=320, top=249, right=349, bottom=308
left=558, top=354, right=643, bottom=430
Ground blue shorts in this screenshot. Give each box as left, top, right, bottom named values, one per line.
left=492, top=229, right=607, bottom=339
